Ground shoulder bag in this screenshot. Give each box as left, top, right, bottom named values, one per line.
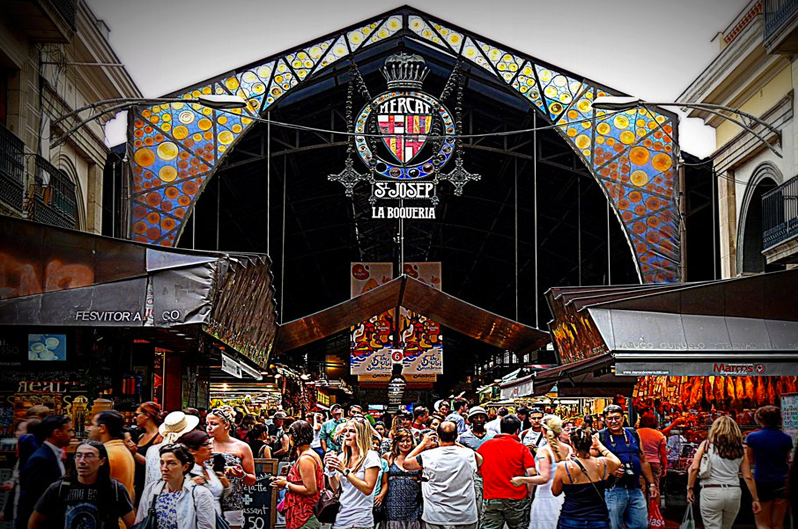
left=314, top=474, right=340, bottom=524
left=191, top=482, right=231, bottom=529
left=679, top=503, right=696, bottom=529
left=697, top=443, right=712, bottom=480
left=571, top=458, right=606, bottom=502
left=130, top=490, right=159, bottom=529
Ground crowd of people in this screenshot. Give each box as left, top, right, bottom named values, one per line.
left=0, top=399, right=794, bottom=529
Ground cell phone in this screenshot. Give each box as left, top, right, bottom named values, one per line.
left=212, top=453, right=226, bottom=474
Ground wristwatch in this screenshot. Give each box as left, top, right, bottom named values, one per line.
left=343, top=468, right=352, bottom=477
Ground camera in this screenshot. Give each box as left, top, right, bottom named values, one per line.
left=212, top=453, right=226, bottom=474
left=624, top=463, right=635, bottom=476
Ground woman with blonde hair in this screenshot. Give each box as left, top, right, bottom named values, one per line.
left=511, top=415, right=573, bottom=529
left=687, top=415, right=761, bottom=529
left=325, top=418, right=381, bottom=529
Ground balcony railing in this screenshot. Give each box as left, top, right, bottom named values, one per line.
left=33, top=155, right=77, bottom=228
left=765, top=0, right=798, bottom=40
left=763, top=173, right=798, bottom=250
left=0, top=123, right=25, bottom=211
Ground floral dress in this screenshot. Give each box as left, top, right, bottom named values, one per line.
left=155, top=490, right=182, bottom=529
left=384, top=461, right=422, bottom=529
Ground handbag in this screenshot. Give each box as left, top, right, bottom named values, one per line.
left=648, top=497, right=666, bottom=528
left=314, top=475, right=341, bottom=524
left=191, top=482, right=232, bottom=529
left=679, top=503, right=696, bottom=529
left=130, top=491, right=159, bottom=529
left=698, top=443, right=712, bottom=480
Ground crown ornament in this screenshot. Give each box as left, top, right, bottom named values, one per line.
left=381, top=52, right=430, bottom=90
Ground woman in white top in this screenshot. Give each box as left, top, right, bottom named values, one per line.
left=325, top=418, right=380, bottom=529
left=687, top=415, right=761, bottom=529
left=511, top=415, right=573, bottom=529
left=136, top=443, right=216, bottom=529
left=177, top=430, right=231, bottom=514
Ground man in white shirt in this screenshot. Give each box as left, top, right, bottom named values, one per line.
left=520, top=407, right=547, bottom=456
left=403, top=421, right=483, bottom=529
left=485, top=407, right=508, bottom=435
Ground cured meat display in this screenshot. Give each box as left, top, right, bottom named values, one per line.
left=633, top=375, right=794, bottom=413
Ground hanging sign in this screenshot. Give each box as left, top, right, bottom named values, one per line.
left=221, top=354, right=242, bottom=378
left=330, top=53, right=479, bottom=219
left=616, top=361, right=798, bottom=377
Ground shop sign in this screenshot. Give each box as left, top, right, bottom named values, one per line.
left=500, top=377, right=534, bottom=400
left=616, top=361, right=798, bottom=377
left=221, top=354, right=242, bottom=378
left=17, top=380, right=76, bottom=393
left=317, top=391, right=330, bottom=406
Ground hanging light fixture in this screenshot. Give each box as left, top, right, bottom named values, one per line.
left=387, top=363, right=406, bottom=412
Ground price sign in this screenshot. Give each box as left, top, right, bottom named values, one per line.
left=242, top=458, right=277, bottom=529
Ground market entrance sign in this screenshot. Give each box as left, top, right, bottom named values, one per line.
left=330, top=52, right=479, bottom=220
left=616, top=361, right=798, bottom=377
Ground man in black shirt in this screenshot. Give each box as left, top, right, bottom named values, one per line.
left=29, top=440, right=135, bottom=529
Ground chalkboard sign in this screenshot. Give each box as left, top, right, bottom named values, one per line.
left=781, top=393, right=798, bottom=452
left=242, top=458, right=277, bottom=529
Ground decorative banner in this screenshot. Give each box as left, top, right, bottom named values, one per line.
left=400, top=262, right=443, bottom=375
left=350, top=262, right=443, bottom=377
left=350, top=263, right=394, bottom=375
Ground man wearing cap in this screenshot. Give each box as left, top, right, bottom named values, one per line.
left=143, top=411, right=200, bottom=490
left=320, top=404, right=346, bottom=454
left=458, top=406, right=495, bottom=521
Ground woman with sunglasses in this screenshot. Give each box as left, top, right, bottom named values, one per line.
left=271, top=420, right=324, bottom=529
left=325, top=419, right=381, bottom=529
left=177, top=430, right=231, bottom=514
left=206, top=408, right=256, bottom=529
left=383, top=429, right=422, bottom=529
left=137, top=443, right=216, bottom=529
left=125, top=401, right=164, bottom=507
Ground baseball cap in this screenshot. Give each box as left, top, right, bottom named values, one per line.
left=331, top=404, right=343, bottom=412
left=467, top=406, right=488, bottom=419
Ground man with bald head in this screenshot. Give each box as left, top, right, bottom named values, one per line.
left=403, top=421, right=482, bottom=529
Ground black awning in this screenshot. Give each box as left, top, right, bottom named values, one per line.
left=276, top=275, right=549, bottom=354
left=543, top=269, right=798, bottom=378
left=0, top=216, right=277, bottom=367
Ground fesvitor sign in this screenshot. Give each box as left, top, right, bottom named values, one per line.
left=330, top=53, right=479, bottom=219
left=616, top=361, right=798, bottom=377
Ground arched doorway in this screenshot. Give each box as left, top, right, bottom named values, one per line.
left=126, top=7, right=681, bottom=287
left=738, top=164, right=783, bottom=274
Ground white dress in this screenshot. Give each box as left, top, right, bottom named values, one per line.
left=529, top=444, right=571, bottom=529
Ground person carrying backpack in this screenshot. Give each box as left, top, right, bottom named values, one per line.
left=28, top=440, right=135, bottom=529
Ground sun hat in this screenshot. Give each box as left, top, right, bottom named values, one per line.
left=467, top=406, right=488, bottom=419
left=158, top=411, right=200, bottom=443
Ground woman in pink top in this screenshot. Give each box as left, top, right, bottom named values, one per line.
left=637, top=414, right=667, bottom=503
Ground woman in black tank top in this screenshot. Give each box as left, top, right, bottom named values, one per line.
left=552, top=426, right=622, bottom=529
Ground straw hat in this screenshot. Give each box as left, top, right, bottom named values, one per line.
left=158, top=411, right=200, bottom=443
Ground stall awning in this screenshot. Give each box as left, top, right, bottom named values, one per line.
left=0, top=216, right=277, bottom=367
left=276, top=275, right=550, bottom=354
left=544, top=269, right=798, bottom=380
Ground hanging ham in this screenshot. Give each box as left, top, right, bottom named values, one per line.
left=714, top=376, right=725, bottom=405
left=734, top=377, right=745, bottom=411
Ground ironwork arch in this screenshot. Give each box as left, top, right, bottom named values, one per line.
left=126, top=6, right=681, bottom=283
left=737, top=161, right=781, bottom=274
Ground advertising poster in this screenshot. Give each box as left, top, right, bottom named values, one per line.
left=350, top=263, right=394, bottom=375
left=400, top=262, right=443, bottom=375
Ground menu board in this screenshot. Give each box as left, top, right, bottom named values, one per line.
left=242, top=458, right=277, bottom=529
left=781, top=393, right=798, bottom=451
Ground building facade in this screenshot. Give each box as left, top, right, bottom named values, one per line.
left=680, top=0, right=798, bottom=277
left=0, top=0, right=139, bottom=233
